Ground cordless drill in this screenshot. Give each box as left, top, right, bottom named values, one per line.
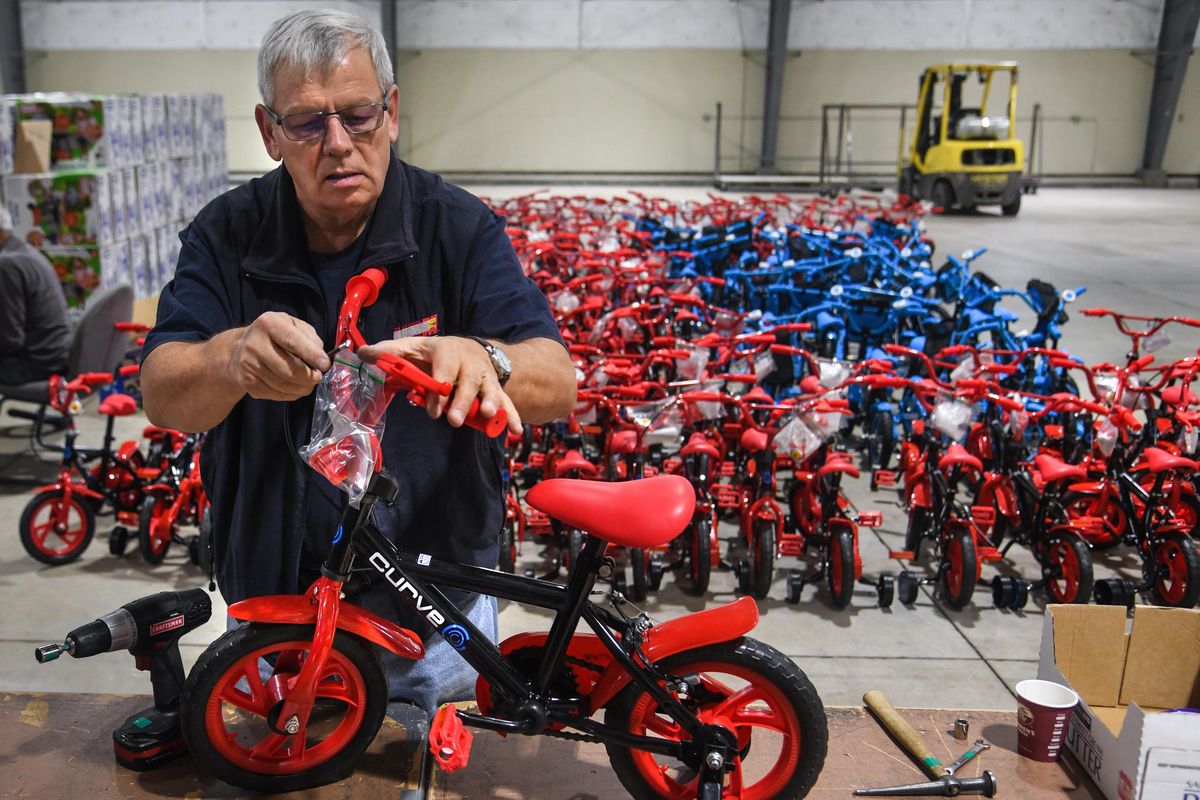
left=35, top=588, right=212, bottom=771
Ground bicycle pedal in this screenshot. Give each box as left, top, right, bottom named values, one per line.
left=977, top=546, right=1003, bottom=562
left=969, top=505, right=997, bottom=527
left=429, top=705, right=472, bottom=772
left=872, top=469, right=897, bottom=487
left=856, top=510, right=883, bottom=528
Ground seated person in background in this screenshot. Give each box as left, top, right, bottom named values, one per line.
left=0, top=207, right=71, bottom=385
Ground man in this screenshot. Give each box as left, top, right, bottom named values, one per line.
left=140, top=9, right=575, bottom=713
left=0, top=206, right=71, bottom=385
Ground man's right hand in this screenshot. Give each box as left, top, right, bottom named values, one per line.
left=226, top=312, right=331, bottom=401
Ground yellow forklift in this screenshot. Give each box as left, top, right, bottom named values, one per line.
left=900, top=63, right=1025, bottom=216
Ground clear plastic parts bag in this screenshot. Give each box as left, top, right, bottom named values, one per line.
left=776, top=416, right=823, bottom=463
left=931, top=397, right=974, bottom=441
left=299, top=350, right=390, bottom=506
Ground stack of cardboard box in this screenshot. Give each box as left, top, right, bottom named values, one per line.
left=0, top=92, right=228, bottom=307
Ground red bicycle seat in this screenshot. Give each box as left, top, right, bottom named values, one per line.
left=1161, top=385, right=1199, bottom=407
left=743, top=387, right=773, bottom=405
left=610, top=429, right=642, bottom=455
left=98, top=393, right=138, bottom=417
left=1033, top=454, right=1087, bottom=484
left=525, top=475, right=696, bottom=549
left=553, top=450, right=599, bottom=478
left=740, top=427, right=770, bottom=454
left=1143, top=447, right=1199, bottom=474
left=818, top=459, right=860, bottom=479
left=681, top=433, right=721, bottom=460
left=938, top=443, right=983, bottom=473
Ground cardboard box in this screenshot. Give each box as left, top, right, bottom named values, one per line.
left=0, top=99, right=15, bottom=175
left=1038, top=605, right=1200, bottom=800
left=122, top=167, right=141, bottom=237
left=3, top=169, right=108, bottom=247
left=12, top=94, right=110, bottom=170
left=41, top=246, right=103, bottom=308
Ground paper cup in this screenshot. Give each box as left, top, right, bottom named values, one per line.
left=1016, top=679, right=1079, bottom=761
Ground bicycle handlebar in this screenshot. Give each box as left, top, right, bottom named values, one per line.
left=336, top=268, right=507, bottom=436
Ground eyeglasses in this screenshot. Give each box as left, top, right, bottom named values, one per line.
left=264, top=98, right=389, bottom=142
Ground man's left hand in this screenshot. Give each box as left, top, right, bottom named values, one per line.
left=358, top=337, right=521, bottom=435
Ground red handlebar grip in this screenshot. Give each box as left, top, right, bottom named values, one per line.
left=118, top=364, right=140, bottom=377
left=80, top=372, right=114, bottom=386
left=114, top=322, right=150, bottom=332
left=1081, top=308, right=1109, bottom=317
left=347, top=268, right=388, bottom=306
left=1131, top=354, right=1156, bottom=372
left=464, top=399, right=507, bottom=437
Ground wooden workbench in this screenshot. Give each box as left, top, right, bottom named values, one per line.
left=0, top=693, right=1102, bottom=798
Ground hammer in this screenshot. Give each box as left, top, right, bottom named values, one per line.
left=856, top=691, right=998, bottom=798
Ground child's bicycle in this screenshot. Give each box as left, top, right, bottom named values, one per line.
left=179, top=269, right=829, bottom=798
left=18, top=366, right=151, bottom=565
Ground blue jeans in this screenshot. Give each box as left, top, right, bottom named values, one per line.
left=356, top=587, right=499, bottom=716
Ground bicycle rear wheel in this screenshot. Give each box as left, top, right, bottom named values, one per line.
left=939, top=527, right=977, bottom=609
left=1148, top=531, right=1200, bottom=608
left=682, top=515, right=714, bottom=596
left=1042, top=535, right=1093, bottom=604
left=827, top=528, right=856, bottom=609
left=604, top=637, right=827, bottom=800
left=181, top=623, right=387, bottom=793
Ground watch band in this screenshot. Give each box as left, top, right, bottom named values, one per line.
left=467, top=335, right=512, bottom=386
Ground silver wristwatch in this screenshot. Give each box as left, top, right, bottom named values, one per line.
left=467, top=336, right=512, bottom=386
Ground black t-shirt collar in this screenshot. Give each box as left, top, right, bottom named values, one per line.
left=241, top=153, right=418, bottom=283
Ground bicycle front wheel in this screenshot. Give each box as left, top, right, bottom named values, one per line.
left=604, top=637, right=828, bottom=800
left=181, top=623, right=387, bottom=793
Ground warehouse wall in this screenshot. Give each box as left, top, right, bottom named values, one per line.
left=26, top=47, right=1200, bottom=178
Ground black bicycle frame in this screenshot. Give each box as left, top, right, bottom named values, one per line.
left=318, top=482, right=705, bottom=758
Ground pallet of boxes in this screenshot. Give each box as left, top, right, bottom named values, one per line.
left=0, top=92, right=228, bottom=313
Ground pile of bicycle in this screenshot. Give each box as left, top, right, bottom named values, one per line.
left=488, top=189, right=1200, bottom=611
left=14, top=323, right=211, bottom=572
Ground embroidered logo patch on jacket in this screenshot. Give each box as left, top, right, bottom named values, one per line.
left=393, top=314, right=438, bottom=338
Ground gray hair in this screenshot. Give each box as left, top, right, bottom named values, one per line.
left=257, top=9, right=394, bottom=109
left=0, top=204, right=12, bottom=233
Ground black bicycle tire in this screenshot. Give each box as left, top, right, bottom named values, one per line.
left=181, top=623, right=387, bottom=793
left=604, top=637, right=828, bottom=800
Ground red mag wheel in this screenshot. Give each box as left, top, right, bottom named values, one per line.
left=939, top=527, right=977, bottom=610
left=19, top=491, right=96, bottom=565
left=1149, top=532, right=1200, bottom=608
left=181, top=623, right=387, bottom=793
left=604, top=638, right=827, bottom=800
left=1042, top=536, right=1093, bottom=604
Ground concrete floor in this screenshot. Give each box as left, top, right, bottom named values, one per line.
left=1, top=187, right=1197, bottom=717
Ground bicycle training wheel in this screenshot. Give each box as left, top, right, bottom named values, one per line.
left=19, top=490, right=96, bottom=566
left=604, top=637, right=828, bottom=800
left=181, top=623, right=387, bottom=793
